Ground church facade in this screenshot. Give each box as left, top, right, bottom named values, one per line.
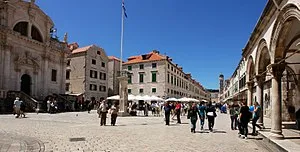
left=0, top=0, right=69, bottom=100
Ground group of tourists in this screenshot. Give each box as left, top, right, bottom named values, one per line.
left=13, top=97, right=26, bottom=118
left=229, top=101, right=261, bottom=139
left=94, top=99, right=120, bottom=126
left=163, top=101, right=217, bottom=133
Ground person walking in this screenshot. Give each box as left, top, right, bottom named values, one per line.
left=47, top=97, right=51, bottom=113
left=20, top=99, right=26, bottom=118
left=110, top=102, right=120, bottom=126
left=198, top=101, right=206, bottom=130
left=175, top=102, right=182, bottom=124
left=164, top=102, right=172, bottom=125
left=251, top=101, right=261, bottom=136
left=238, top=101, right=251, bottom=139
left=187, top=103, right=198, bottom=133
left=99, top=100, right=108, bottom=126
left=229, top=103, right=238, bottom=130
left=13, top=97, right=22, bottom=118
left=206, top=101, right=217, bottom=132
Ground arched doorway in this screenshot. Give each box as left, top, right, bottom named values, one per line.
left=21, top=74, right=31, bottom=95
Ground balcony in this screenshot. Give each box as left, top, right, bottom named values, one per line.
left=117, top=70, right=130, bottom=77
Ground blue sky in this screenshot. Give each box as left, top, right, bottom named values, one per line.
left=36, top=0, right=267, bottom=89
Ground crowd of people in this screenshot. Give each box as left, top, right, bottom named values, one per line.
left=13, top=95, right=263, bottom=138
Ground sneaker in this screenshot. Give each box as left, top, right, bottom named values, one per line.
left=244, top=137, right=248, bottom=140
left=241, top=135, right=245, bottom=139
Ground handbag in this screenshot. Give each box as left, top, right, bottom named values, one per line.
left=207, top=112, right=214, bottom=116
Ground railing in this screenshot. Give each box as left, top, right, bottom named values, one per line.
left=6, top=91, right=38, bottom=112
left=117, top=70, right=130, bottom=77
left=53, top=93, right=72, bottom=111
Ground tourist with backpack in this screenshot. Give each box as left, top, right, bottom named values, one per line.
left=238, top=101, right=251, bottom=139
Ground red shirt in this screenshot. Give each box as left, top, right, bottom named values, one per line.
left=175, top=103, right=181, bottom=110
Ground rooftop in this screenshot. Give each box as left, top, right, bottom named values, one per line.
left=123, top=50, right=166, bottom=65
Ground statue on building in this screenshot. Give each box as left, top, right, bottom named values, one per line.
left=63, top=32, right=68, bottom=43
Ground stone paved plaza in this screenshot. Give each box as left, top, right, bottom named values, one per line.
left=0, top=111, right=277, bottom=152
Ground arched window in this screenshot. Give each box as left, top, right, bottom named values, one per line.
left=31, top=25, right=43, bottom=42
left=13, top=22, right=28, bottom=36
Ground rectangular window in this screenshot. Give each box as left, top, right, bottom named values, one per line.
left=65, top=83, right=70, bottom=91
left=152, top=88, right=156, bottom=93
left=152, top=72, right=157, bottom=82
left=167, top=73, right=170, bottom=83
left=139, top=88, right=144, bottom=93
left=139, top=73, right=144, bottom=83
left=128, top=66, right=132, bottom=71
left=171, top=90, right=173, bottom=94
left=90, top=84, right=97, bottom=91
left=152, top=63, right=157, bottom=68
left=128, top=75, right=132, bottom=84
left=101, top=62, right=105, bottom=67
left=168, top=64, right=170, bottom=69
left=174, top=77, right=177, bottom=86
left=171, top=67, right=173, bottom=71
left=66, top=70, right=70, bottom=80
left=128, top=89, right=132, bottom=94
left=99, top=85, right=106, bottom=92
left=139, top=64, right=144, bottom=69
left=168, top=89, right=170, bottom=93
left=97, top=51, right=101, bottom=55
left=171, top=75, right=173, bottom=84
left=90, top=70, right=97, bottom=79
left=102, top=73, right=106, bottom=80
left=67, top=60, right=71, bottom=66
left=92, top=59, right=96, bottom=65
left=51, top=69, right=57, bottom=82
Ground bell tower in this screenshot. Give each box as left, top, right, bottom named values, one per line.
left=219, top=74, right=224, bottom=94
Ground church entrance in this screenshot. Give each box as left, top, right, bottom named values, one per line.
left=21, top=74, right=31, bottom=95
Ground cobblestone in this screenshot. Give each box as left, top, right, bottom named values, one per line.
left=0, top=111, right=271, bottom=152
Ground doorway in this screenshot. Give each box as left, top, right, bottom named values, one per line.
left=21, top=74, right=31, bottom=95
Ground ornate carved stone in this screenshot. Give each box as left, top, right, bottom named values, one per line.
left=255, top=75, right=265, bottom=86
left=269, top=63, right=286, bottom=80
left=246, top=81, right=254, bottom=90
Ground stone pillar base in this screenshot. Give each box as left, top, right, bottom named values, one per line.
left=118, top=111, right=130, bottom=117
left=270, top=131, right=284, bottom=140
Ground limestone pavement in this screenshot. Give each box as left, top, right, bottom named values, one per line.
left=0, top=111, right=272, bottom=152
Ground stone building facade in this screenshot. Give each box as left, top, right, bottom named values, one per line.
left=219, top=0, right=300, bottom=139
left=123, top=50, right=209, bottom=100
left=0, top=0, right=69, bottom=100
left=107, top=56, right=121, bottom=97
left=66, top=44, right=108, bottom=101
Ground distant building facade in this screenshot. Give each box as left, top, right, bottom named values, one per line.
left=123, top=50, right=209, bottom=100
left=207, top=89, right=219, bottom=103
left=66, top=44, right=108, bottom=101
left=108, top=56, right=121, bottom=96
left=0, top=0, right=69, bottom=100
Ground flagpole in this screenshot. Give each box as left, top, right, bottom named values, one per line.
left=120, top=0, right=124, bottom=72
left=119, top=0, right=125, bottom=112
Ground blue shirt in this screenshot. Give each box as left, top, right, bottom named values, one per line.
left=198, top=105, right=206, bottom=116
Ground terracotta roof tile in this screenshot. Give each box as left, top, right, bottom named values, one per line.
left=123, top=51, right=166, bottom=65
left=71, top=45, right=94, bottom=54
left=108, top=56, right=121, bottom=62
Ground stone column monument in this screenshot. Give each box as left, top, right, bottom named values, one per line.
left=117, top=71, right=129, bottom=116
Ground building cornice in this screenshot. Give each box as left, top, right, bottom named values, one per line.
left=242, top=0, right=281, bottom=58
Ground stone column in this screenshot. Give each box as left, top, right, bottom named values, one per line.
left=27, top=22, right=32, bottom=39
left=117, top=73, right=129, bottom=116
left=255, top=75, right=264, bottom=126
left=42, top=54, right=49, bottom=98
left=3, top=46, right=11, bottom=90
left=270, top=63, right=285, bottom=139
left=246, top=81, right=254, bottom=106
